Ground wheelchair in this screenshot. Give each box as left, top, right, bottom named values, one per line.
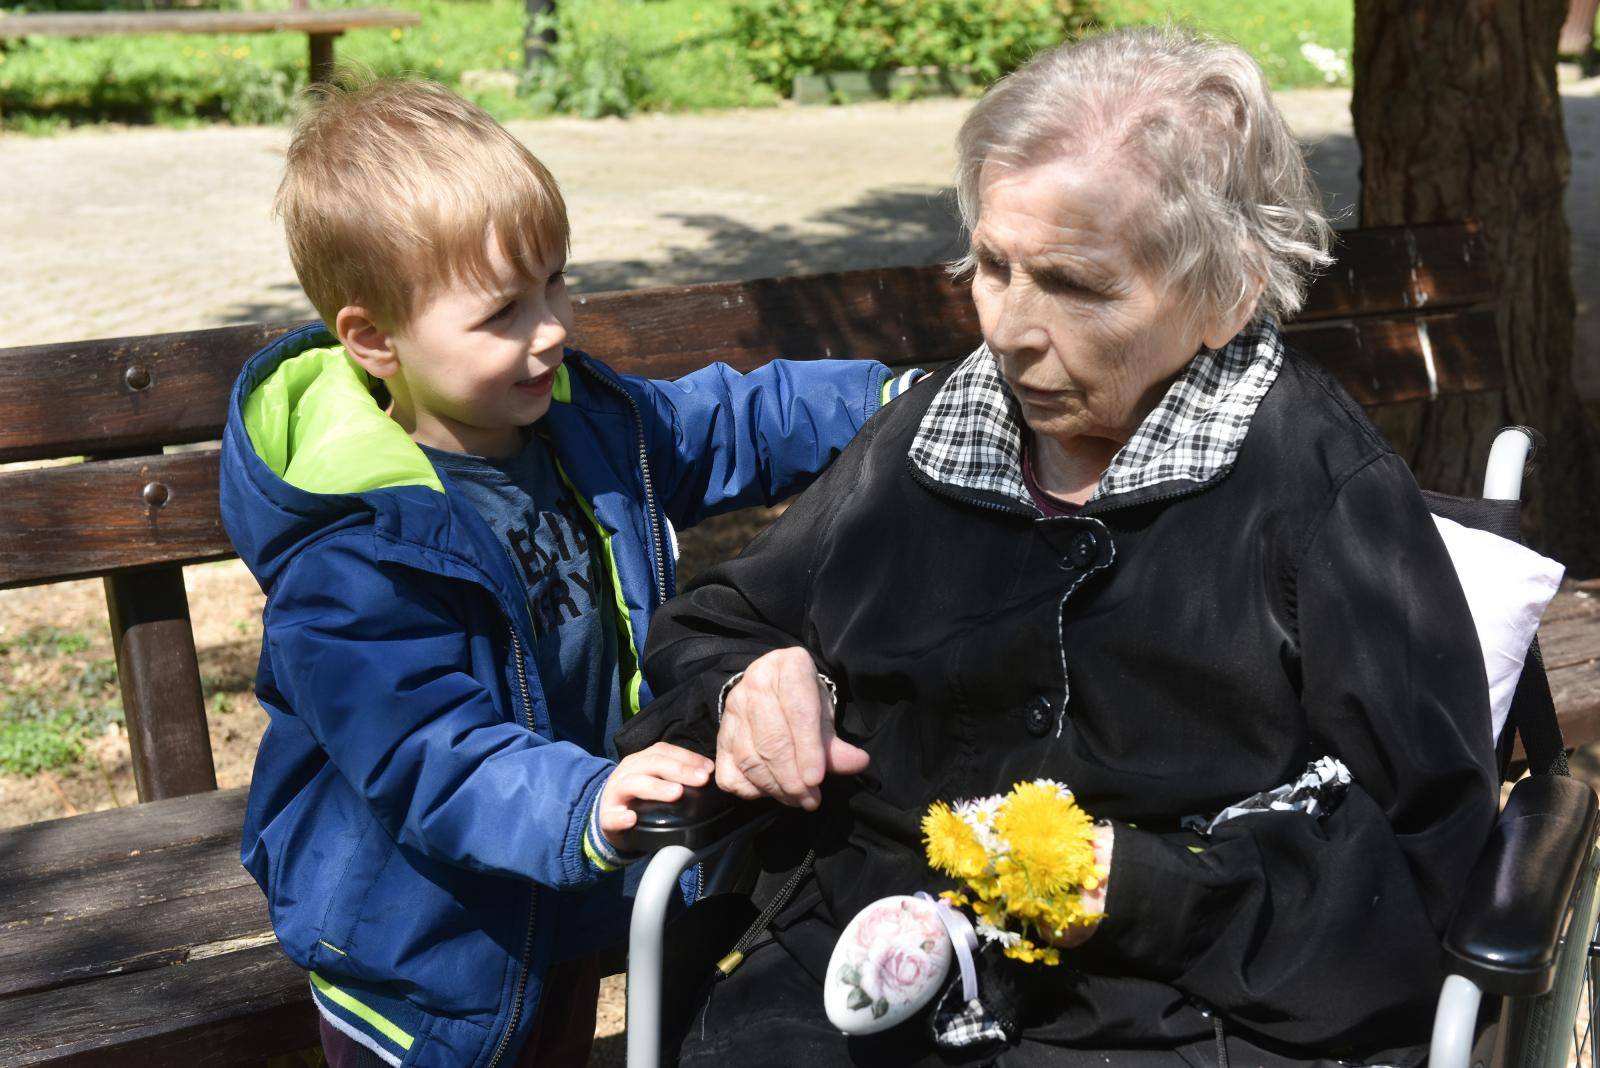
left=618, top=426, right=1600, bottom=1068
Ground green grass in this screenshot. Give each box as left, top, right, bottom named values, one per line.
left=0, top=626, right=122, bottom=776
left=0, top=0, right=778, bottom=129
left=0, top=0, right=1350, bottom=128
left=1100, top=0, right=1354, bottom=88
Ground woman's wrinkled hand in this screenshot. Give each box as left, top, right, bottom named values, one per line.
left=717, top=647, right=870, bottom=810
left=1048, top=823, right=1115, bottom=949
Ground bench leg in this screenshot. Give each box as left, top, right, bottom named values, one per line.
left=104, top=568, right=217, bottom=801
left=308, top=31, right=341, bottom=85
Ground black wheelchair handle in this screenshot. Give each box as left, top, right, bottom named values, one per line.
left=615, top=784, right=776, bottom=855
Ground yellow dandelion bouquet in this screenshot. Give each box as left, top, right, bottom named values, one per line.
left=821, top=780, right=1104, bottom=1036
left=921, top=779, right=1104, bottom=967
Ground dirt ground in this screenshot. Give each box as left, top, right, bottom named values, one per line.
left=4, top=80, right=1600, bottom=1064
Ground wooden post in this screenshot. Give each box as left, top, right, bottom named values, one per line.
left=523, top=0, right=556, bottom=71
left=104, top=568, right=218, bottom=802
left=309, top=31, right=340, bottom=84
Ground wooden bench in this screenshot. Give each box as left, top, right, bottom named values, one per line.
left=0, top=7, right=420, bottom=86
left=1, top=221, right=1596, bottom=1065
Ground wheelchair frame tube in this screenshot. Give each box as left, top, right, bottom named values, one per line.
left=1483, top=427, right=1536, bottom=501
left=1431, top=973, right=1484, bottom=1068
left=626, top=812, right=778, bottom=1067
left=629, top=844, right=697, bottom=1068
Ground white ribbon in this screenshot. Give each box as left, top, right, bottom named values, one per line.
left=917, top=891, right=979, bottom=1004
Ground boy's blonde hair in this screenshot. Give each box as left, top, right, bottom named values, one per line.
left=277, top=71, right=569, bottom=331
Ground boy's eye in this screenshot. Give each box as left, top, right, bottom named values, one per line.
left=550, top=270, right=566, bottom=287
left=486, top=300, right=516, bottom=324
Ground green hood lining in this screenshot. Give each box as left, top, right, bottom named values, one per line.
left=243, top=345, right=444, bottom=496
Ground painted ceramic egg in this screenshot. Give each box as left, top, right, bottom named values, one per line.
left=824, top=894, right=953, bottom=1035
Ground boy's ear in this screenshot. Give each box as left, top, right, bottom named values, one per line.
left=336, top=305, right=400, bottom=380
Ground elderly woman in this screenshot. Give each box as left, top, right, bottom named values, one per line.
left=616, top=26, right=1497, bottom=1066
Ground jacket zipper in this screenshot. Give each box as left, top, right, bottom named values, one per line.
left=907, top=461, right=1036, bottom=518
left=571, top=361, right=703, bottom=900
left=572, top=361, right=670, bottom=605
left=488, top=628, right=540, bottom=1068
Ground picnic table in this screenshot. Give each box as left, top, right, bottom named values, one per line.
left=0, top=8, right=420, bottom=84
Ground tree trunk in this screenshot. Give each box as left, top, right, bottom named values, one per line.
left=1353, top=0, right=1600, bottom=574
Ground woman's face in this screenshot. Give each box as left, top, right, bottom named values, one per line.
left=969, top=155, right=1234, bottom=450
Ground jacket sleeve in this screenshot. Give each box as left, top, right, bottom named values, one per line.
left=630, top=358, right=916, bottom=530
left=1086, top=452, right=1499, bottom=1050
left=614, top=410, right=880, bottom=759
left=265, top=535, right=619, bottom=890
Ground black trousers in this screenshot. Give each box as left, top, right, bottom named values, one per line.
left=670, top=922, right=1378, bottom=1068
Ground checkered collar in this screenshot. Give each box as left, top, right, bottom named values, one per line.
left=907, top=321, right=1285, bottom=510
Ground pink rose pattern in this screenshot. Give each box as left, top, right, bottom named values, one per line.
left=836, top=900, right=945, bottom=1020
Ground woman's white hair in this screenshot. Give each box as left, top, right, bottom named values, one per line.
left=953, top=25, right=1333, bottom=324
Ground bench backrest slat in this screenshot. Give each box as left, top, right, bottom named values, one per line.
left=0, top=223, right=1497, bottom=466
left=0, top=305, right=1506, bottom=590
left=0, top=453, right=227, bottom=590
left=0, top=224, right=1507, bottom=590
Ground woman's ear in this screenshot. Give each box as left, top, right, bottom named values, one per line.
left=1201, top=297, right=1258, bottom=351
left=336, top=306, right=400, bottom=379
left=1200, top=270, right=1267, bottom=351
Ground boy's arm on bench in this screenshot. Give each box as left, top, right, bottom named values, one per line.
left=628, top=358, right=917, bottom=529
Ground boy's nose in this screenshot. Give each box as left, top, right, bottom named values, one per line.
left=532, top=313, right=567, bottom=354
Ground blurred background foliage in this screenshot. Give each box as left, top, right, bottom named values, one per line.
left=0, top=0, right=1354, bottom=130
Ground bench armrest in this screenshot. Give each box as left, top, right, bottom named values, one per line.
left=1443, top=774, right=1599, bottom=996
left=614, top=784, right=775, bottom=854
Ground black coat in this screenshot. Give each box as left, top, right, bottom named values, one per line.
left=619, top=340, right=1498, bottom=1062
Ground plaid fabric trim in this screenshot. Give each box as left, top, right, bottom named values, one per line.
left=1090, top=322, right=1284, bottom=502
left=906, top=345, right=1030, bottom=504
left=908, top=323, right=1284, bottom=507
left=931, top=995, right=1008, bottom=1049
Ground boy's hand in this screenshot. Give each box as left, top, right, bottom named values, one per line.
left=599, top=743, right=714, bottom=848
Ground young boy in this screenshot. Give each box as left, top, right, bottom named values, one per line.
left=218, top=75, right=919, bottom=1067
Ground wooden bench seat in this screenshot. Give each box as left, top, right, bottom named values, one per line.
left=0, top=789, right=313, bottom=1067
left=0, top=8, right=421, bottom=84
left=1, top=221, right=1592, bottom=1063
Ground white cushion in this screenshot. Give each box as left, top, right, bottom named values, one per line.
left=1432, top=515, right=1565, bottom=742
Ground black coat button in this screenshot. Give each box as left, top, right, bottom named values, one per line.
left=1068, top=531, right=1098, bottom=569
left=1025, top=697, right=1054, bottom=737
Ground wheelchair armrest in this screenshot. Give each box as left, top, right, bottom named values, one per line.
left=1443, top=774, right=1599, bottom=996
left=613, top=784, right=776, bottom=854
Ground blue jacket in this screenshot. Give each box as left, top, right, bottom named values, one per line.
left=220, top=322, right=915, bottom=1067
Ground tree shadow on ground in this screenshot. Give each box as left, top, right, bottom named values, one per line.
left=213, top=281, right=315, bottom=331
left=569, top=134, right=1363, bottom=297
left=1302, top=131, right=1361, bottom=227
left=569, top=186, right=965, bottom=294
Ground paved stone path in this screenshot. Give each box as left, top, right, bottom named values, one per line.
left=4, top=84, right=1594, bottom=393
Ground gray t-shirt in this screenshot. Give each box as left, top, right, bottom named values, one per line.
left=421, top=435, right=622, bottom=755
